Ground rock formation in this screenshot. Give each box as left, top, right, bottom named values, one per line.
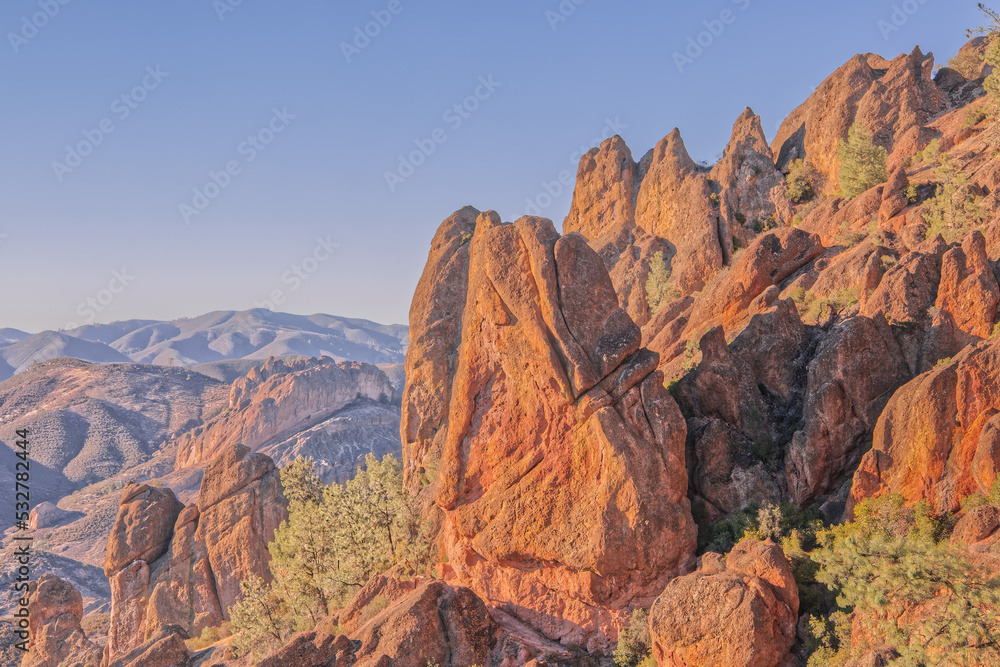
left=103, top=444, right=287, bottom=666
left=22, top=574, right=102, bottom=667
left=771, top=47, right=945, bottom=190
left=176, top=357, right=396, bottom=474
left=851, top=336, right=1000, bottom=513
left=404, top=209, right=695, bottom=652
left=649, top=539, right=799, bottom=667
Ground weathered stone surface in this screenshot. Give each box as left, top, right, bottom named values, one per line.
left=103, top=445, right=287, bottom=666
left=403, top=212, right=695, bottom=651
left=635, top=129, right=726, bottom=294
left=851, top=336, right=1000, bottom=513
left=350, top=580, right=499, bottom=667
left=772, top=47, right=945, bottom=191
left=686, top=228, right=824, bottom=335
left=258, top=631, right=358, bottom=667
left=951, top=504, right=1000, bottom=551
left=22, top=574, right=101, bottom=667
left=710, top=107, right=792, bottom=246
left=195, top=443, right=287, bottom=617
left=565, top=135, right=638, bottom=242
left=785, top=314, right=911, bottom=504
left=650, top=539, right=799, bottom=667
left=935, top=230, right=999, bottom=342
left=105, top=484, right=183, bottom=578
left=401, top=206, right=479, bottom=492
left=104, top=626, right=190, bottom=667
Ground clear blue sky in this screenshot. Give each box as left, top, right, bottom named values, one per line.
left=0, top=0, right=984, bottom=332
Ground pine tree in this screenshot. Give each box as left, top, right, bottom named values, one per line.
left=810, top=495, right=1000, bottom=665
left=645, top=251, right=677, bottom=314
left=836, top=123, right=887, bottom=199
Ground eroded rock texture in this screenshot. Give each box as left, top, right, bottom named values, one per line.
left=404, top=210, right=695, bottom=652
left=103, top=444, right=287, bottom=666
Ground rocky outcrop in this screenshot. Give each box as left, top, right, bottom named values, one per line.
left=564, top=135, right=638, bottom=244
left=635, top=129, right=726, bottom=294
left=176, top=357, right=395, bottom=474
left=649, top=540, right=799, bottom=667
left=685, top=228, right=824, bottom=336
left=350, top=580, right=500, bottom=667
left=103, top=444, right=287, bottom=666
left=851, top=336, right=1000, bottom=513
left=772, top=47, right=946, bottom=191
left=404, top=210, right=695, bottom=652
left=935, top=230, right=999, bottom=343
left=401, top=206, right=478, bottom=493
left=710, top=107, right=792, bottom=246
left=22, top=574, right=102, bottom=667
left=104, top=484, right=183, bottom=578
left=785, top=314, right=911, bottom=505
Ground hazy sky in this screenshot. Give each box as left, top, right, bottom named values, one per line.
left=0, top=0, right=984, bottom=332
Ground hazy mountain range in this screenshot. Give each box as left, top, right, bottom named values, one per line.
left=0, top=310, right=407, bottom=382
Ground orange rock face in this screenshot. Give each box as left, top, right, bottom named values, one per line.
left=850, top=336, right=1000, bottom=513
left=22, top=574, right=102, bottom=667
left=400, top=205, right=478, bottom=492
left=103, top=444, right=287, bottom=666
left=649, top=540, right=799, bottom=667
left=772, top=47, right=945, bottom=193
left=403, top=210, right=695, bottom=652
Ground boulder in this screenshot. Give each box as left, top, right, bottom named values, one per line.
left=104, top=484, right=183, bottom=578
left=649, top=539, right=799, bottom=667
left=22, top=574, right=101, bottom=667
left=27, top=501, right=72, bottom=531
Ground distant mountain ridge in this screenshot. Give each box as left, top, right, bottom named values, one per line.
left=0, top=310, right=408, bottom=381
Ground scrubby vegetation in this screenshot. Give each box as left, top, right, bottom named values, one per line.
left=837, top=123, right=887, bottom=199
left=612, top=609, right=655, bottom=667
left=645, top=251, right=679, bottom=315
left=923, top=154, right=988, bottom=242
left=229, top=454, right=436, bottom=658
left=786, top=159, right=820, bottom=203
left=806, top=494, right=1000, bottom=665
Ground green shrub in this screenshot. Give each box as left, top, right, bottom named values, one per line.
left=612, top=609, right=652, bottom=667
left=734, top=211, right=747, bottom=224
left=923, top=154, right=988, bottom=242
left=786, top=159, right=819, bottom=203
left=644, top=251, right=679, bottom=315
left=230, top=454, right=435, bottom=659
left=810, top=494, right=1000, bottom=664
left=837, top=123, right=887, bottom=199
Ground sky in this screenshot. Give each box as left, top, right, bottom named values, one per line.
left=0, top=0, right=986, bottom=332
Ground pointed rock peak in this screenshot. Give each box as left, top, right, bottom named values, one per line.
left=476, top=210, right=502, bottom=231
left=646, top=127, right=698, bottom=173
left=726, top=107, right=769, bottom=153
